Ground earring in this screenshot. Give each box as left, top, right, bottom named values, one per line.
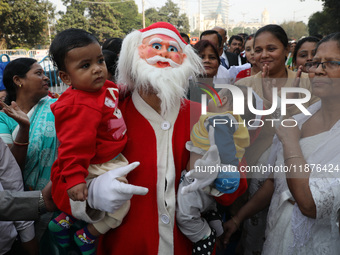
left=19, top=84, right=22, bottom=87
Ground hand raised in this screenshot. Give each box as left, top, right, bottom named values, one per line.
left=0, top=101, right=30, bottom=127
left=275, top=117, right=301, bottom=145
left=261, top=64, right=276, bottom=103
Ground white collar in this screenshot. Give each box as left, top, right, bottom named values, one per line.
left=131, top=90, right=180, bottom=124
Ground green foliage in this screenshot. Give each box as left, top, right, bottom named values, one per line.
left=55, top=0, right=89, bottom=33
left=56, top=0, right=124, bottom=42
left=114, top=1, right=143, bottom=34
left=280, top=21, right=308, bottom=40
left=308, top=11, right=330, bottom=36
left=145, top=0, right=190, bottom=33
left=190, top=29, right=200, bottom=37
left=307, top=0, right=340, bottom=36
left=0, top=1, right=10, bottom=16
left=87, top=1, right=123, bottom=42
left=145, top=8, right=159, bottom=25
left=0, top=0, right=55, bottom=49
left=228, top=27, right=256, bottom=37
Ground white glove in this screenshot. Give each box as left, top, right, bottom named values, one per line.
left=181, top=145, right=221, bottom=195
left=87, top=162, right=148, bottom=214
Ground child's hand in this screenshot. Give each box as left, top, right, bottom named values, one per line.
left=67, top=183, right=88, bottom=201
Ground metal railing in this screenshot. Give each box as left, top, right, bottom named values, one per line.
left=39, top=56, right=68, bottom=94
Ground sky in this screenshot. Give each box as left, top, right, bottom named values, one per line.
left=53, top=0, right=324, bottom=24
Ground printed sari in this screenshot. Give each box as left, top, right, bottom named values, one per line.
left=0, top=96, right=57, bottom=191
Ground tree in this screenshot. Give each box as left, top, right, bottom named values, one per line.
left=0, top=1, right=10, bottom=49
left=190, top=29, right=200, bottom=37
left=145, top=8, right=160, bottom=26
left=0, top=0, right=55, bottom=49
left=114, top=1, right=143, bottom=34
left=308, top=11, right=330, bottom=36
left=323, top=0, right=340, bottom=32
left=305, top=0, right=340, bottom=35
left=87, top=1, right=123, bottom=42
left=56, top=0, right=124, bottom=42
left=228, top=27, right=254, bottom=37
left=280, top=21, right=308, bottom=40
left=55, top=0, right=89, bottom=33
left=145, top=0, right=189, bottom=33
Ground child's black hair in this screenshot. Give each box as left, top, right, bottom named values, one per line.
left=49, top=28, right=99, bottom=72
left=102, top=49, right=118, bottom=79
left=102, top=37, right=123, bottom=56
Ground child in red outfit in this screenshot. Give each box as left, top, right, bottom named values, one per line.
left=48, top=28, right=129, bottom=255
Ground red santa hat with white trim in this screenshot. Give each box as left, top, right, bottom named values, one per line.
left=139, top=22, right=188, bottom=50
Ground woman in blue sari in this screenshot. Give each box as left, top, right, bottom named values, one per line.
left=0, top=58, right=74, bottom=254
left=0, top=58, right=57, bottom=191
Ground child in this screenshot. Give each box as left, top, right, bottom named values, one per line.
left=176, top=85, right=262, bottom=255
left=48, top=28, right=129, bottom=255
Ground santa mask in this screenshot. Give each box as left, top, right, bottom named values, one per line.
left=117, top=22, right=203, bottom=116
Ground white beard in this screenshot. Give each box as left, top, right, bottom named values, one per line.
left=130, top=50, right=197, bottom=116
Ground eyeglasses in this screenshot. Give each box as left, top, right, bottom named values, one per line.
left=305, top=61, right=340, bottom=72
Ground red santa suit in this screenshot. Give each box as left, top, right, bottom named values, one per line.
left=96, top=91, right=247, bottom=254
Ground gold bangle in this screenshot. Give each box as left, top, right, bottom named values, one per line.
left=231, top=216, right=240, bottom=229
left=13, top=140, right=29, bottom=146
left=284, top=155, right=303, bottom=163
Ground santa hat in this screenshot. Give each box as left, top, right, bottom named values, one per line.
left=139, top=22, right=188, bottom=50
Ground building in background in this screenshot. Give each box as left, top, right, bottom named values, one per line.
left=187, top=0, right=230, bottom=33
left=177, top=0, right=271, bottom=35
left=201, top=0, right=229, bottom=26
left=261, top=8, right=270, bottom=24
left=228, top=8, right=273, bottom=34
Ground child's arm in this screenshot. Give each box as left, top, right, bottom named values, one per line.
left=52, top=103, right=102, bottom=192
left=67, top=183, right=88, bottom=201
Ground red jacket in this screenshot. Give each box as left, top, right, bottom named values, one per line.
left=51, top=81, right=127, bottom=210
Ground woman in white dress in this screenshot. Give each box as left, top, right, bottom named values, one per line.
left=222, top=32, right=340, bottom=255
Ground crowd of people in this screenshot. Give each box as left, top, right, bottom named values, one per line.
left=0, top=20, right=339, bottom=255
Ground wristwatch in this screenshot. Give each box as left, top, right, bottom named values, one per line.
left=38, top=191, right=47, bottom=215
